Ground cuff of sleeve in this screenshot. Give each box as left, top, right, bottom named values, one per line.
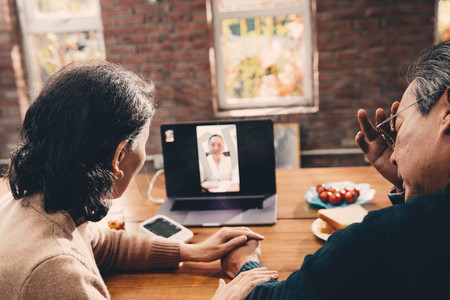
left=237, top=261, right=264, bottom=275
left=149, top=238, right=180, bottom=269
left=388, top=187, right=405, bottom=205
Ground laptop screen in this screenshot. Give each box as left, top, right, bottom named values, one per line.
left=160, top=119, right=276, bottom=198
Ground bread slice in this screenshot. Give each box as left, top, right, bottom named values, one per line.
left=319, top=220, right=337, bottom=235
left=318, top=204, right=368, bottom=230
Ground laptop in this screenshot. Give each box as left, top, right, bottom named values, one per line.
left=155, top=119, right=277, bottom=226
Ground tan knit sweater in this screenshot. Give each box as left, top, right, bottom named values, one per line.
left=0, top=193, right=180, bottom=299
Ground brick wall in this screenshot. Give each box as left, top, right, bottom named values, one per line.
left=0, top=0, right=436, bottom=169
left=300, top=0, right=435, bottom=167
left=100, top=0, right=215, bottom=164
left=0, top=0, right=26, bottom=164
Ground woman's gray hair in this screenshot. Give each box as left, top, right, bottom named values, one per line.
left=407, top=39, right=450, bottom=115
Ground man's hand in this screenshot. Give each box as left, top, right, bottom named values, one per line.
left=355, top=102, right=403, bottom=190
left=211, top=267, right=278, bottom=300
left=221, top=239, right=261, bottom=278
left=179, top=227, right=264, bottom=262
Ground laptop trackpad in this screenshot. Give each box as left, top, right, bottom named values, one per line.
left=184, top=210, right=243, bottom=226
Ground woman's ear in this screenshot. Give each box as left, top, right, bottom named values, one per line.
left=111, top=140, right=129, bottom=174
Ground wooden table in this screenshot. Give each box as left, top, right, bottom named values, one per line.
left=101, top=167, right=393, bottom=299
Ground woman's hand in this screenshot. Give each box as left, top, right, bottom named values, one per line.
left=179, top=227, right=264, bottom=262
left=211, top=267, right=278, bottom=300
left=355, top=102, right=403, bottom=190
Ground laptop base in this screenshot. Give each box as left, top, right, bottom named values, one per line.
left=156, top=194, right=277, bottom=227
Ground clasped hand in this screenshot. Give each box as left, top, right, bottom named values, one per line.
left=215, top=239, right=278, bottom=300
left=179, top=228, right=277, bottom=300
left=211, top=267, right=278, bottom=300
left=179, top=227, right=264, bottom=262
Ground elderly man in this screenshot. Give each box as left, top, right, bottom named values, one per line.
left=218, top=40, right=450, bottom=299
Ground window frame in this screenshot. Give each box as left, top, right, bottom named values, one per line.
left=16, top=0, right=104, bottom=97
left=210, top=0, right=317, bottom=116
left=436, top=0, right=450, bottom=42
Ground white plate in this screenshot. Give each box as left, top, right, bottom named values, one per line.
left=311, top=218, right=331, bottom=241
left=305, top=181, right=375, bottom=209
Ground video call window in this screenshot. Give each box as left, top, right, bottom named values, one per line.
left=196, top=124, right=240, bottom=193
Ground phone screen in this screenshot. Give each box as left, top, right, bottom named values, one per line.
left=143, top=218, right=181, bottom=238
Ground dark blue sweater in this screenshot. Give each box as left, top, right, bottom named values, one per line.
left=240, top=185, right=450, bottom=299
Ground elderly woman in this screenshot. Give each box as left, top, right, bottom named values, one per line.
left=0, top=61, right=277, bottom=299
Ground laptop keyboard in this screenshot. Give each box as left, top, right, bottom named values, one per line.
left=171, top=198, right=264, bottom=211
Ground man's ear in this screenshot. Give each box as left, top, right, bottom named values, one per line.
left=443, top=111, right=450, bottom=135
left=111, top=140, right=129, bottom=173
left=443, top=88, right=450, bottom=135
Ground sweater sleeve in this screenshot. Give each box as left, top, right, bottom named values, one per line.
left=239, top=261, right=264, bottom=273
left=21, top=255, right=109, bottom=300
left=238, top=213, right=386, bottom=299
left=240, top=190, right=450, bottom=299
left=88, top=225, right=180, bottom=271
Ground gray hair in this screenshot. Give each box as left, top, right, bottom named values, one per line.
left=407, top=39, right=450, bottom=115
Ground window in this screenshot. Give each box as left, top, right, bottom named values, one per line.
left=210, top=0, right=315, bottom=116
left=437, top=0, right=450, bottom=41
left=17, top=0, right=105, bottom=96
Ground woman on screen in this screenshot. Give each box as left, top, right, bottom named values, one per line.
left=0, top=60, right=276, bottom=299
left=200, top=134, right=240, bottom=193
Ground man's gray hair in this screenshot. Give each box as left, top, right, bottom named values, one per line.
left=408, top=39, right=450, bottom=115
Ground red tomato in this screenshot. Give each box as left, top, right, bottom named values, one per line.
left=329, top=192, right=343, bottom=205
left=327, top=191, right=333, bottom=199
left=339, top=189, right=347, bottom=196
left=344, top=191, right=357, bottom=204
left=352, top=188, right=360, bottom=197
left=319, top=191, right=330, bottom=203
left=316, top=185, right=326, bottom=194
left=327, top=187, right=336, bottom=193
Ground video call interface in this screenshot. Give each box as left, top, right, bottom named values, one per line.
left=196, top=124, right=240, bottom=193
left=161, top=120, right=276, bottom=198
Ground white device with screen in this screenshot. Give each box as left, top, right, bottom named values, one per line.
left=139, top=215, right=193, bottom=242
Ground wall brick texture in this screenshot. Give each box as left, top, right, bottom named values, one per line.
left=0, top=0, right=436, bottom=169
left=0, top=0, right=25, bottom=163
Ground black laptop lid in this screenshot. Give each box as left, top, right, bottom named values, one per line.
left=160, top=119, right=276, bottom=198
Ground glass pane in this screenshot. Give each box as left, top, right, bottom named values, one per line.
left=221, top=14, right=305, bottom=103
left=32, top=0, right=97, bottom=18
left=438, top=0, right=450, bottom=41
left=219, top=0, right=301, bottom=11
left=30, top=30, right=105, bottom=87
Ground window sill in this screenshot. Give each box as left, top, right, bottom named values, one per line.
left=214, top=105, right=318, bottom=117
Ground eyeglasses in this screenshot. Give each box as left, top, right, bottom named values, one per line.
left=376, top=99, right=423, bottom=149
